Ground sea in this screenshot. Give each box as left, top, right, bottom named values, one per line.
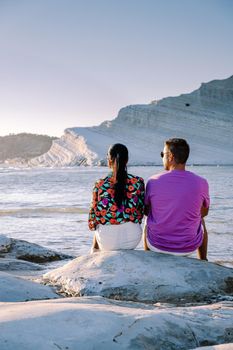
left=0, top=166, right=232, bottom=268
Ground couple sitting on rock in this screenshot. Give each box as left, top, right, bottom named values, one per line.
left=88, top=138, right=209, bottom=260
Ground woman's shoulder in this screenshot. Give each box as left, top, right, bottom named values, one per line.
left=94, top=174, right=111, bottom=188
left=127, top=173, right=144, bottom=184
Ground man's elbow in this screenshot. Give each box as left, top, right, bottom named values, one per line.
left=201, top=206, right=209, bottom=218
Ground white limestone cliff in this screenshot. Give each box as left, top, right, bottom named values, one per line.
left=30, top=75, right=233, bottom=166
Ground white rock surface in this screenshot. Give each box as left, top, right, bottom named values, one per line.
left=29, top=75, right=233, bottom=167
left=0, top=234, right=11, bottom=253
left=43, top=251, right=233, bottom=304
left=0, top=271, right=58, bottom=302
left=0, top=297, right=232, bottom=349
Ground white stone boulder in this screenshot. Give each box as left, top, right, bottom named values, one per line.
left=43, top=251, right=233, bottom=304
left=0, top=271, right=58, bottom=302
left=0, top=297, right=232, bottom=349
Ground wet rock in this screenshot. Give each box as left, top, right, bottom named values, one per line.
left=0, top=258, right=42, bottom=271
left=0, top=235, right=72, bottom=263
left=0, top=234, right=11, bottom=253
left=10, top=238, right=72, bottom=263
left=43, top=250, right=233, bottom=304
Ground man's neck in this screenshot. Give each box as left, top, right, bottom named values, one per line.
left=168, top=164, right=186, bottom=171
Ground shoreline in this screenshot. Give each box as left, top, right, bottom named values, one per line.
left=1, top=164, right=233, bottom=170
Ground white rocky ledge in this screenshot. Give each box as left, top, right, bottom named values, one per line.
left=0, top=297, right=232, bottom=349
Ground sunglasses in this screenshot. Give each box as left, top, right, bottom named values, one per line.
left=160, top=151, right=170, bottom=158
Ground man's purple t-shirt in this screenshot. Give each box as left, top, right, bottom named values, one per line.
left=145, top=170, right=210, bottom=253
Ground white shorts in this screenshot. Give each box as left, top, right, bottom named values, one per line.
left=95, top=222, right=142, bottom=251
left=146, top=238, right=195, bottom=257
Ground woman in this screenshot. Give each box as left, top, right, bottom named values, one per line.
left=88, top=143, right=145, bottom=251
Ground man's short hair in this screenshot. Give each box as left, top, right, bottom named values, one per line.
left=165, top=138, right=190, bottom=164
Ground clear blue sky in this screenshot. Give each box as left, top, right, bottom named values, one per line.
left=0, top=0, right=232, bottom=136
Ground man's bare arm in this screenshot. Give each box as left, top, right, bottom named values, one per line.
left=144, top=204, right=150, bottom=216
left=197, top=218, right=208, bottom=260
left=198, top=205, right=209, bottom=260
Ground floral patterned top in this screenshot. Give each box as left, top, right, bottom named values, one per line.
left=88, top=173, right=145, bottom=230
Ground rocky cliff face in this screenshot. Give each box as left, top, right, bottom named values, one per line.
left=29, top=130, right=97, bottom=167
left=30, top=75, right=233, bottom=166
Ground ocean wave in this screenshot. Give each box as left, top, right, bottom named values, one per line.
left=0, top=207, right=89, bottom=216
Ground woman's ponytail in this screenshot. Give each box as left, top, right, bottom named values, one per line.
left=108, top=144, right=128, bottom=208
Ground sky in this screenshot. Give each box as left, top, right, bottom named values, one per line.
left=0, top=0, right=232, bottom=137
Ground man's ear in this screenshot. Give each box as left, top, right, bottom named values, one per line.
left=168, top=152, right=174, bottom=162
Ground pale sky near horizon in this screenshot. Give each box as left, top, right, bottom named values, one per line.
left=0, top=0, right=232, bottom=137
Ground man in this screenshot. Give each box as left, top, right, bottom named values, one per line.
left=144, top=138, right=209, bottom=260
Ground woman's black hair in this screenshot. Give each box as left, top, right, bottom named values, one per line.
left=108, top=143, right=128, bottom=208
